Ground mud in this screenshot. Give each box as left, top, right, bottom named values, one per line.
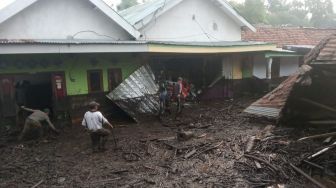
left=0, top=97, right=334, bottom=187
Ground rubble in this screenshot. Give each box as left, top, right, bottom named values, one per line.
left=0, top=97, right=335, bottom=187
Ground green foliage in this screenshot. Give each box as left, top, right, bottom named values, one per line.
left=231, top=0, right=268, bottom=24
left=230, top=0, right=336, bottom=28
left=117, top=0, right=138, bottom=11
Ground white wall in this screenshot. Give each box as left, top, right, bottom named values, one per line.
left=222, top=56, right=233, bottom=79
left=280, top=57, right=299, bottom=77
left=252, top=54, right=267, bottom=79
left=0, top=0, right=132, bottom=40
left=139, top=0, right=242, bottom=42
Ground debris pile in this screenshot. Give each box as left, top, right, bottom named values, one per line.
left=0, top=97, right=335, bottom=187
left=235, top=125, right=336, bottom=188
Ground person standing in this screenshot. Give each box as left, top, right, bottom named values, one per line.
left=82, top=101, right=113, bottom=152
left=19, top=106, right=59, bottom=141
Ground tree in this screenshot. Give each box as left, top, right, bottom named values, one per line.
left=230, top=0, right=267, bottom=24
left=267, top=0, right=310, bottom=26
left=230, top=0, right=336, bottom=28
left=305, top=0, right=336, bottom=27
left=117, top=0, right=138, bottom=11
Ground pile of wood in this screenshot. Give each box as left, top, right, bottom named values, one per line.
left=235, top=126, right=336, bottom=188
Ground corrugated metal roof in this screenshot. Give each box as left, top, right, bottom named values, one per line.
left=0, top=39, right=148, bottom=44
left=0, top=39, right=270, bottom=47
left=149, top=41, right=271, bottom=47
left=106, top=65, right=159, bottom=122
left=244, top=65, right=312, bottom=119
left=119, top=0, right=255, bottom=31
left=244, top=106, right=280, bottom=118
left=119, top=0, right=168, bottom=25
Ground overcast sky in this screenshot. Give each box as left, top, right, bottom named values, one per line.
left=0, top=0, right=335, bottom=11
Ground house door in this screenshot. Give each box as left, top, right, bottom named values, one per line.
left=0, top=76, right=16, bottom=117
left=51, top=72, right=67, bottom=115
left=108, top=69, right=122, bottom=91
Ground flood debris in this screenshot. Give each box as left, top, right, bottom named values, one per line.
left=245, top=34, right=336, bottom=126
left=106, top=65, right=159, bottom=122
left=0, top=97, right=335, bottom=187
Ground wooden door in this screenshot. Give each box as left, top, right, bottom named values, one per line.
left=0, top=76, right=16, bottom=117
left=108, top=69, right=122, bottom=91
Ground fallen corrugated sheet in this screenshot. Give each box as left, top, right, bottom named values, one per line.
left=244, top=65, right=312, bottom=119
left=106, top=65, right=159, bottom=122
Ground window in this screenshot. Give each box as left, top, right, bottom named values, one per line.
left=88, top=70, right=103, bottom=92
left=108, top=69, right=122, bottom=90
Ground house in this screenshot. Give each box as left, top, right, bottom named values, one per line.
left=0, top=0, right=143, bottom=122
left=119, top=0, right=277, bottom=99
left=245, top=34, right=336, bottom=125
left=0, top=0, right=278, bottom=123
left=242, top=26, right=336, bottom=86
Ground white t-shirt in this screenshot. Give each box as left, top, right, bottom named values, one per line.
left=82, top=111, right=109, bottom=131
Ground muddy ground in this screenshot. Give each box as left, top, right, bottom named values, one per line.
left=0, top=97, right=335, bottom=188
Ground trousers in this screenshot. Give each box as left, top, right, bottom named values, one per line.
left=90, top=128, right=111, bottom=151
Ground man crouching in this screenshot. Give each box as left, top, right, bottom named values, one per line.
left=19, top=106, right=59, bottom=141
left=82, top=101, right=113, bottom=153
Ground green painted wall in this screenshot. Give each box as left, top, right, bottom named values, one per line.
left=0, top=54, right=141, bottom=96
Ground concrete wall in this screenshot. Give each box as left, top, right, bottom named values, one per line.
left=252, top=55, right=299, bottom=79
left=0, top=54, right=140, bottom=96
left=280, top=57, right=299, bottom=77
left=140, top=0, right=242, bottom=42
left=0, top=0, right=132, bottom=40
left=252, top=54, right=267, bottom=79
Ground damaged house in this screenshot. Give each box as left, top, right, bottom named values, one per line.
left=242, top=25, right=336, bottom=88
left=245, top=33, right=336, bottom=125
left=0, top=0, right=290, bottom=123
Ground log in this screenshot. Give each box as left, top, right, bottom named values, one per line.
left=157, top=136, right=175, bottom=141
left=245, top=136, right=256, bottom=153
left=309, top=120, right=336, bottom=125
left=191, top=141, right=223, bottom=159
left=289, top=163, right=326, bottom=188
left=31, top=180, right=44, bottom=188
left=255, top=161, right=262, bottom=169
left=323, top=137, right=332, bottom=144
left=111, top=169, right=129, bottom=174
left=300, top=98, right=336, bottom=114
left=90, top=177, right=122, bottom=185
left=302, top=160, right=324, bottom=170
left=307, top=141, right=336, bottom=160
left=184, top=149, right=197, bottom=159
left=244, top=154, right=278, bottom=172
left=298, top=132, right=336, bottom=141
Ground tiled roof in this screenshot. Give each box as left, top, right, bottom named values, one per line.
left=242, top=26, right=336, bottom=48
left=305, top=33, right=336, bottom=63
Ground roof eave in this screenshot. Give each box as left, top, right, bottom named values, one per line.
left=0, top=0, right=141, bottom=39
left=214, top=0, right=256, bottom=32
left=89, top=0, right=141, bottom=39
left=0, top=0, right=38, bottom=25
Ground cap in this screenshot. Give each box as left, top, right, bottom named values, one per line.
left=89, top=101, right=100, bottom=109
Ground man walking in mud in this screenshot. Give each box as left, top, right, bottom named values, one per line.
left=82, top=101, right=114, bottom=153
left=18, top=106, right=59, bottom=141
